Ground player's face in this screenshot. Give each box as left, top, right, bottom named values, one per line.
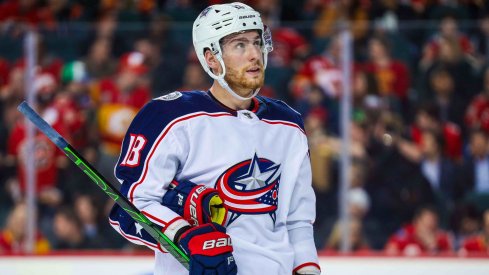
left=221, top=31, right=264, bottom=95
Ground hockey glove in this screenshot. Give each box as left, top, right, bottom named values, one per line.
left=162, top=180, right=227, bottom=226
left=178, top=223, right=237, bottom=275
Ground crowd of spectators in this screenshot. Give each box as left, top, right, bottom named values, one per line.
left=1, top=0, right=489, bottom=256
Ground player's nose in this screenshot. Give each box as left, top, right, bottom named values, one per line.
left=247, top=44, right=261, bottom=62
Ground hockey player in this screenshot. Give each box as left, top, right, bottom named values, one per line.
left=109, top=2, right=320, bottom=274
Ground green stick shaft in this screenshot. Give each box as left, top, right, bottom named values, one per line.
left=17, top=101, right=190, bottom=269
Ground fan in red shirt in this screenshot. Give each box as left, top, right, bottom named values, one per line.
left=12, top=35, right=64, bottom=83
left=8, top=125, right=60, bottom=196
left=267, top=27, right=309, bottom=68
left=424, top=15, right=474, bottom=60
left=411, top=103, right=462, bottom=161
left=0, top=202, right=50, bottom=254
left=465, top=67, right=489, bottom=134
left=0, top=58, right=9, bottom=88
left=91, top=51, right=150, bottom=109
left=90, top=52, right=151, bottom=185
left=291, top=34, right=343, bottom=100
left=7, top=73, right=69, bottom=197
left=0, top=0, right=55, bottom=28
left=363, top=36, right=410, bottom=100
left=460, top=209, right=489, bottom=255
left=385, top=206, right=454, bottom=255
left=91, top=51, right=151, bottom=156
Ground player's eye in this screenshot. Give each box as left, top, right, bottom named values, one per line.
left=236, top=42, right=245, bottom=49
left=253, top=40, right=262, bottom=47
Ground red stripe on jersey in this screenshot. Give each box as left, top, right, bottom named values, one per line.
left=261, top=119, right=305, bottom=135
left=128, top=112, right=233, bottom=203
left=141, top=210, right=168, bottom=227
left=250, top=97, right=260, bottom=113
left=225, top=204, right=276, bottom=213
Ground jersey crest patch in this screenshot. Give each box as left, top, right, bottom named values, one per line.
left=215, top=153, right=281, bottom=225
left=156, top=92, right=182, bottom=101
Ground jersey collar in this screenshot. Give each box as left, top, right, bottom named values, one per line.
left=207, top=90, right=261, bottom=116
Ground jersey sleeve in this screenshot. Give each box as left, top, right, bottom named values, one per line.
left=108, top=99, right=191, bottom=252
left=287, top=148, right=320, bottom=272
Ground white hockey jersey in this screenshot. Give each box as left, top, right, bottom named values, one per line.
left=109, top=91, right=319, bottom=274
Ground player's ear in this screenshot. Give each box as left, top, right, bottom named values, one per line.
left=204, top=49, right=222, bottom=74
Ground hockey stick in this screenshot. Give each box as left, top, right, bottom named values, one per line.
left=17, top=101, right=190, bottom=269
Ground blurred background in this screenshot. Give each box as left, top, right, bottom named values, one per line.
left=1, top=0, right=489, bottom=261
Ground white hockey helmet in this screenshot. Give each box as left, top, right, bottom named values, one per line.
left=192, top=2, right=273, bottom=100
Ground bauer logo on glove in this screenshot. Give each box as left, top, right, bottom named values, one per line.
left=162, top=179, right=228, bottom=226
left=178, top=223, right=237, bottom=274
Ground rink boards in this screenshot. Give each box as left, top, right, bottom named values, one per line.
left=0, top=253, right=488, bottom=275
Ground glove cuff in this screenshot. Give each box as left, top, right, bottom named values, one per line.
left=294, top=262, right=321, bottom=275
left=162, top=217, right=191, bottom=243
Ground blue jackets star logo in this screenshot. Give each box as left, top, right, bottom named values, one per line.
left=216, top=153, right=281, bottom=225
left=135, top=222, right=143, bottom=236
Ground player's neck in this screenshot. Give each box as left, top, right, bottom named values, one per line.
left=209, top=83, right=252, bottom=110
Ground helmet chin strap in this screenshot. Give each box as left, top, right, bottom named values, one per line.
left=214, top=54, right=260, bottom=101
left=217, top=77, right=260, bottom=101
